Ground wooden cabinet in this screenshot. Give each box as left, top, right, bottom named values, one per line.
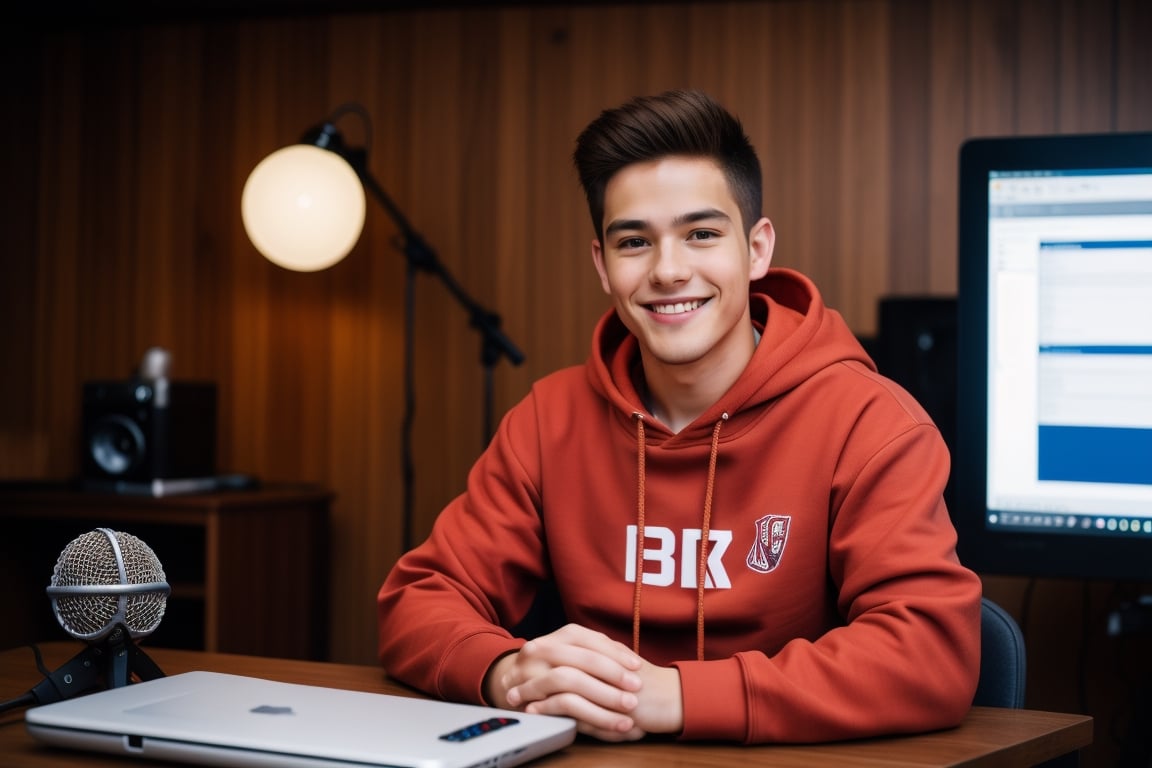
left=0, top=484, right=331, bottom=661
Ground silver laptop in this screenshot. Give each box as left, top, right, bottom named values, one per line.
left=25, top=671, right=576, bottom=768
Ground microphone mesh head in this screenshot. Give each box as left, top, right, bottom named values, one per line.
left=49, top=529, right=170, bottom=641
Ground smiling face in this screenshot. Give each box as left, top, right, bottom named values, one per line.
left=592, top=156, right=774, bottom=389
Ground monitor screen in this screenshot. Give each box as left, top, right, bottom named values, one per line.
left=955, top=131, right=1152, bottom=581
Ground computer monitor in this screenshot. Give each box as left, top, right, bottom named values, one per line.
left=955, top=131, right=1152, bottom=582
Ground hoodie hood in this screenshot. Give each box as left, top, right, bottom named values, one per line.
left=587, top=267, right=875, bottom=438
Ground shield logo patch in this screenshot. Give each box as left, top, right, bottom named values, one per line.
left=746, top=514, right=791, bottom=574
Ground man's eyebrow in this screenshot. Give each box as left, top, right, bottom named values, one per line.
left=604, top=218, right=648, bottom=237
left=674, top=208, right=731, bottom=227
left=604, top=208, right=731, bottom=237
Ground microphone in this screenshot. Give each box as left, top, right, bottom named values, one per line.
left=138, top=346, right=172, bottom=407
left=28, top=528, right=170, bottom=705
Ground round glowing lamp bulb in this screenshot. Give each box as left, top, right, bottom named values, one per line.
left=241, top=144, right=367, bottom=271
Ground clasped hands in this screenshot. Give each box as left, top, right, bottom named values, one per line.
left=483, top=623, right=684, bottom=741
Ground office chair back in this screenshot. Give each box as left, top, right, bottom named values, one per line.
left=974, top=597, right=1027, bottom=708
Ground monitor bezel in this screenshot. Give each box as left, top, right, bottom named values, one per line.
left=954, top=130, right=1152, bottom=582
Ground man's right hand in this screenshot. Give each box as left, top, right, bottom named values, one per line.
left=483, top=623, right=646, bottom=741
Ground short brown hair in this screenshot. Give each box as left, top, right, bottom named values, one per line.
left=572, top=90, right=763, bottom=242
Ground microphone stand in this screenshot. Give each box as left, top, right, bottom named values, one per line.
left=310, top=112, right=525, bottom=552
left=29, top=624, right=165, bottom=705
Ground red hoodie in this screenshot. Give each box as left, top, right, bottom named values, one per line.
left=377, top=267, right=981, bottom=743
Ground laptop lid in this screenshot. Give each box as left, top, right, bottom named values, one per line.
left=25, top=671, right=576, bottom=768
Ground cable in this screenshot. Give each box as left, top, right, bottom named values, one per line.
left=0, top=691, right=36, bottom=715
left=30, top=643, right=50, bottom=678
left=0, top=645, right=47, bottom=714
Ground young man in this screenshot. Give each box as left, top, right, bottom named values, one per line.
left=377, top=90, right=981, bottom=744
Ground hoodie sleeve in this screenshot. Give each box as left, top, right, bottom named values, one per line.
left=377, top=391, right=548, bottom=704
left=673, top=419, right=982, bottom=743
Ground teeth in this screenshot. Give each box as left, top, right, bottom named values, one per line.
left=652, top=300, right=703, bottom=315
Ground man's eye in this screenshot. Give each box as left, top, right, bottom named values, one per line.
left=619, top=237, right=648, bottom=249
left=689, top=230, right=718, bottom=241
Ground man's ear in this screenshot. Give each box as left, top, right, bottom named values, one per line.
left=591, top=239, right=611, bottom=294
left=748, top=217, right=775, bottom=280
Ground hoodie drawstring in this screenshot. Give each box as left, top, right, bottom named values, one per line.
left=631, top=412, right=728, bottom=662
left=632, top=414, right=647, bottom=656
left=696, top=414, right=727, bottom=660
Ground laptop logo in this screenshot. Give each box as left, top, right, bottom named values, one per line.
left=250, top=705, right=295, bottom=715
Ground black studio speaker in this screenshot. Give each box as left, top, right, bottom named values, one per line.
left=80, top=351, right=217, bottom=485
left=873, top=297, right=958, bottom=504
left=875, top=298, right=957, bottom=417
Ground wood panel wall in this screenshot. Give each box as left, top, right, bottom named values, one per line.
left=2, top=2, right=1150, bottom=764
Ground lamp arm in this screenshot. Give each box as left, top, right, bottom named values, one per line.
left=355, top=166, right=526, bottom=368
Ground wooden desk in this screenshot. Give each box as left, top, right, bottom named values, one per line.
left=0, top=643, right=1092, bottom=767
left=0, top=485, right=331, bottom=661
